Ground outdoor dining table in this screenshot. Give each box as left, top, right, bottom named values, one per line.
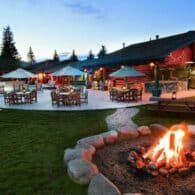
left=57, top=91, right=80, bottom=106
left=58, top=92, right=70, bottom=96
left=16, top=91, right=32, bottom=103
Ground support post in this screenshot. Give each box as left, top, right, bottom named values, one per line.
left=152, top=63, right=161, bottom=97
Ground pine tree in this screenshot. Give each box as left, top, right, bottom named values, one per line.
left=53, top=50, right=59, bottom=62
left=27, top=46, right=35, bottom=65
left=0, top=26, right=20, bottom=70
left=98, top=45, right=107, bottom=58
left=70, top=49, right=78, bottom=62
left=87, top=50, right=95, bottom=60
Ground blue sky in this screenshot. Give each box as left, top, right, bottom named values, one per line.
left=0, top=0, right=195, bottom=61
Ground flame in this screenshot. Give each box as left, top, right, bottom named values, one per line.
left=144, top=126, right=187, bottom=168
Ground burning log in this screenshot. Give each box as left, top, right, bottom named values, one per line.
left=156, top=159, right=166, bottom=168
left=136, top=158, right=145, bottom=169
left=169, top=167, right=177, bottom=174
left=127, top=125, right=195, bottom=177
left=169, top=133, right=175, bottom=150
left=147, top=162, right=157, bottom=170
left=151, top=148, right=164, bottom=162
left=178, top=167, right=189, bottom=176
left=159, top=168, right=169, bottom=176
left=189, top=162, right=195, bottom=170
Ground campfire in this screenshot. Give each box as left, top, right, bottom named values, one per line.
left=128, top=125, right=195, bottom=176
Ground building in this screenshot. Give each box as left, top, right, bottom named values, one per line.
left=26, top=59, right=72, bottom=83
left=72, top=31, right=195, bottom=91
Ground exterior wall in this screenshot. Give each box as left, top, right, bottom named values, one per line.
left=97, top=44, right=194, bottom=88
left=164, top=45, right=193, bottom=66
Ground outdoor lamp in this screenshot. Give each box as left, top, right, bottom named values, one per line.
left=150, top=62, right=155, bottom=68
left=172, top=91, right=177, bottom=100
left=122, top=86, right=127, bottom=90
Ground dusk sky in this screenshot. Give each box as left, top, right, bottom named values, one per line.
left=0, top=0, right=195, bottom=61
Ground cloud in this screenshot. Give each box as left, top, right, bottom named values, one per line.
left=63, top=1, right=103, bottom=19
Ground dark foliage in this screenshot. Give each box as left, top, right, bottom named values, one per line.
left=0, top=26, right=21, bottom=70
left=87, top=50, right=95, bottom=60
left=53, top=49, right=59, bottom=62
left=70, top=49, right=78, bottom=62
left=98, top=45, right=107, bottom=58
left=27, top=46, right=35, bottom=65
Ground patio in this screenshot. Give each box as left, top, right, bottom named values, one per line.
left=0, top=89, right=195, bottom=111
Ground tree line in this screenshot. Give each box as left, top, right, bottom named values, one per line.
left=0, top=26, right=107, bottom=71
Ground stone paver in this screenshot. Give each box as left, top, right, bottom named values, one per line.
left=106, top=108, right=139, bottom=130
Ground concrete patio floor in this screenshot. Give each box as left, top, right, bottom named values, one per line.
left=0, top=89, right=195, bottom=111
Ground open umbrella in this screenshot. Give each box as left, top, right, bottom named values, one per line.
left=1, top=68, right=36, bottom=79
left=110, top=66, right=145, bottom=86
left=110, top=66, right=144, bottom=77
left=52, top=66, right=84, bottom=76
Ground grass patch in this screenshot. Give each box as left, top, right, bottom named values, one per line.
left=0, top=109, right=114, bottom=195
left=133, top=106, right=195, bottom=127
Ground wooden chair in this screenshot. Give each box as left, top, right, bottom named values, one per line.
left=24, top=93, right=31, bottom=104
left=51, top=91, right=63, bottom=106
left=8, top=92, right=20, bottom=104
left=3, top=92, right=9, bottom=104
left=30, top=90, right=37, bottom=103
left=131, top=89, right=138, bottom=101
left=16, top=93, right=23, bottom=104
left=80, top=90, right=88, bottom=103
left=109, top=88, right=117, bottom=101
left=137, top=88, right=143, bottom=100
left=51, top=91, right=57, bottom=105
left=116, top=91, right=124, bottom=102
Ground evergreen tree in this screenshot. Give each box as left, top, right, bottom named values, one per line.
left=87, top=50, right=95, bottom=60
left=27, top=46, right=35, bottom=65
left=0, top=26, right=20, bottom=70
left=53, top=50, right=59, bottom=62
left=98, top=45, right=107, bottom=58
left=70, top=49, right=78, bottom=62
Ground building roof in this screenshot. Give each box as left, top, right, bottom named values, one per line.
left=72, top=30, right=195, bottom=69
left=26, top=59, right=72, bottom=73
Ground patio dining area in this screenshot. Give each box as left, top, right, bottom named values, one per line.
left=0, top=88, right=195, bottom=111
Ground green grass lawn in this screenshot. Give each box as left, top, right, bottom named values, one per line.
left=133, top=106, right=195, bottom=127
left=0, top=109, right=113, bottom=195
left=2, top=106, right=195, bottom=195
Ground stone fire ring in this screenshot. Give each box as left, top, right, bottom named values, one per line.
left=64, top=124, right=195, bottom=195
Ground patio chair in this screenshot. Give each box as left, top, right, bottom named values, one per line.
left=30, top=90, right=37, bottom=103
left=8, top=92, right=22, bottom=104
left=109, top=88, right=118, bottom=101
left=0, top=85, right=5, bottom=94
left=131, top=89, right=138, bottom=102
left=3, top=92, right=9, bottom=104
left=137, top=88, right=143, bottom=100
left=80, top=90, right=88, bottom=103
left=24, top=93, right=31, bottom=104
left=116, top=91, right=125, bottom=102
left=71, top=93, right=81, bottom=106
left=16, top=93, right=23, bottom=104
left=51, top=91, right=63, bottom=106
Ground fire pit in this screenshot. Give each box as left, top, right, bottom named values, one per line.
left=128, top=125, right=195, bottom=177
left=64, top=124, right=195, bottom=195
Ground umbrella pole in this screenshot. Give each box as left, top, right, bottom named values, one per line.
left=125, top=77, right=128, bottom=88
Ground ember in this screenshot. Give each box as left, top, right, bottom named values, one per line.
left=128, top=125, right=195, bottom=176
